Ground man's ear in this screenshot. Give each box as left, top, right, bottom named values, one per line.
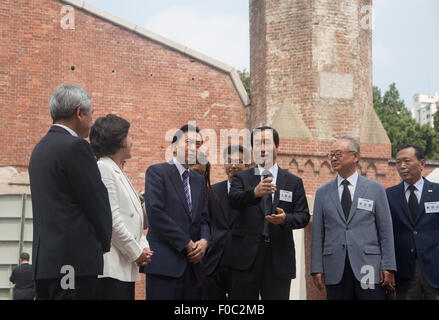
left=75, top=107, right=82, bottom=120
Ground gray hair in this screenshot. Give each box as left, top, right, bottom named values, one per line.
left=339, top=135, right=360, bottom=154
left=49, top=85, right=91, bottom=122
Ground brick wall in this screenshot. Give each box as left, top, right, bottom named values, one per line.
left=0, top=0, right=248, bottom=300
left=248, top=0, right=439, bottom=300
left=3, top=0, right=439, bottom=301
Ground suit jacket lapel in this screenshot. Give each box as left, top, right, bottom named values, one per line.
left=395, top=182, right=415, bottom=227
left=121, top=171, right=143, bottom=219
left=168, top=164, right=190, bottom=217
left=417, top=178, right=431, bottom=225
left=251, top=167, right=267, bottom=217
left=272, top=168, right=288, bottom=211
left=346, top=175, right=368, bottom=225
left=103, top=157, right=143, bottom=219
left=189, top=170, right=200, bottom=220
left=329, top=178, right=346, bottom=223
left=215, top=181, right=231, bottom=225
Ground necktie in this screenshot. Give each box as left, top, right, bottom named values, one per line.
left=182, top=170, right=192, bottom=217
left=341, top=179, right=352, bottom=220
left=408, top=185, right=418, bottom=222
left=261, top=171, right=273, bottom=237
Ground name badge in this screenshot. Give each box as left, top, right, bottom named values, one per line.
left=357, top=198, right=374, bottom=211
left=280, top=190, right=293, bottom=202
left=425, top=202, right=439, bottom=213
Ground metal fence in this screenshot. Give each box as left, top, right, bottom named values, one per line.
left=0, top=194, right=32, bottom=300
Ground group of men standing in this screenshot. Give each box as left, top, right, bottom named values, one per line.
left=143, top=124, right=309, bottom=300
left=311, top=138, right=439, bottom=300
left=27, top=85, right=439, bottom=300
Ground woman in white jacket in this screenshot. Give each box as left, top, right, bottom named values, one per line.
left=90, top=114, right=153, bottom=300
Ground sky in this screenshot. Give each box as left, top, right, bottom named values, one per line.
left=84, top=0, right=439, bottom=109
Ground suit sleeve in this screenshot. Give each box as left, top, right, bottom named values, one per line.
left=199, top=178, right=211, bottom=243
left=375, top=184, right=397, bottom=271
left=284, top=178, right=310, bottom=229
left=68, top=139, right=112, bottom=253
left=145, top=165, right=191, bottom=252
left=98, top=163, right=143, bottom=262
left=310, top=188, right=325, bottom=275
left=139, top=234, right=150, bottom=250
left=229, top=172, right=259, bottom=210
left=9, top=268, right=16, bottom=284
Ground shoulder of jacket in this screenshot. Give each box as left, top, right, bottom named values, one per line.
left=97, top=159, right=120, bottom=178
left=148, top=162, right=170, bottom=171
left=212, top=180, right=227, bottom=189
left=316, top=180, right=335, bottom=194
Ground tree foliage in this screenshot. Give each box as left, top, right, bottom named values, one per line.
left=238, top=68, right=250, bottom=98
left=373, top=83, right=439, bottom=160
left=433, top=105, right=439, bottom=133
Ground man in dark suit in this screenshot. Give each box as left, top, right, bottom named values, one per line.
left=9, top=252, right=35, bottom=300
left=387, top=144, right=439, bottom=299
left=203, top=145, right=251, bottom=299
left=228, top=126, right=310, bottom=300
left=29, top=85, right=112, bottom=300
left=144, top=125, right=210, bottom=300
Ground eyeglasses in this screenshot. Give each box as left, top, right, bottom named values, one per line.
left=327, top=150, right=356, bottom=160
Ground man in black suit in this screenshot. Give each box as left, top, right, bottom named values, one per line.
left=29, top=85, right=112, bottom=300
left=9, top=252, right=35, bottom=300
left=203, top=145, right=251, bottom=299
left=228, top=126, right=310, bottom=300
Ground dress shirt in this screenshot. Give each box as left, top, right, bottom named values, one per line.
left=337, top=171, right=359, bottom=201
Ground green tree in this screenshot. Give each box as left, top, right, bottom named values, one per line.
left=373, top=83, right=439, bottom=159
left=433, top=104, right=439, bottom=133
left=238, top=68, right=250, bottom=98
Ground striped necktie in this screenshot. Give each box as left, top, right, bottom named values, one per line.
left=182, top=170, right=192, bottom=217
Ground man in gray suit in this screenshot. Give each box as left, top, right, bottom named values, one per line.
left=311, top=136, right=396, bottom=299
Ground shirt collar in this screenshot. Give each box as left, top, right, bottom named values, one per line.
left=257, top=163, right=278, bottom=178
left=404, top=177, right=424, bottom=192
left=173, top=157, right=189, bottom=176
left=337, top=171, right=359, bottom=187
left=53, top=124, right=78, bottom=137
left=227, top=180, right=231, bottom=194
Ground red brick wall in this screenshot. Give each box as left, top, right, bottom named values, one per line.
left=249, top=0, right=439, bottom=300
left=0, top=0, right=248, bottom=300
left=3, top=0, right=439, bottom=301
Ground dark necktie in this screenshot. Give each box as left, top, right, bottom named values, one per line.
left=341, top=179, right=352, bottom=220
left=408, top=185, right=418, bottom=222
left=182, top=170, right=192, bottom=217
left=261, top=171, right=273, bottom=237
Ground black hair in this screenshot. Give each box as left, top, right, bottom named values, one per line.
left=20, top=252, right=30, bottom=261
left=396, top=144, right=425, bottom=160
left=172, top=124, right=203, bottom=144
left=90, top=114, right=130, bottom=160
left=222, top=144, right=251, bottom=163
left=251, top=126, right=279, bottom=148
left=191, top=152, right=214, bottom=203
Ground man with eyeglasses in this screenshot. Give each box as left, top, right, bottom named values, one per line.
left=311, top=136, right=396, bottom=300
left=386, top=144, right=439, bottom=300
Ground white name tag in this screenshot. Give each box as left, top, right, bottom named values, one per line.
left=280, top=190, right=293, bottom=202
left=357, top=198, right=374, bottom=211
left=425, top=202, right=439, bottom=213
